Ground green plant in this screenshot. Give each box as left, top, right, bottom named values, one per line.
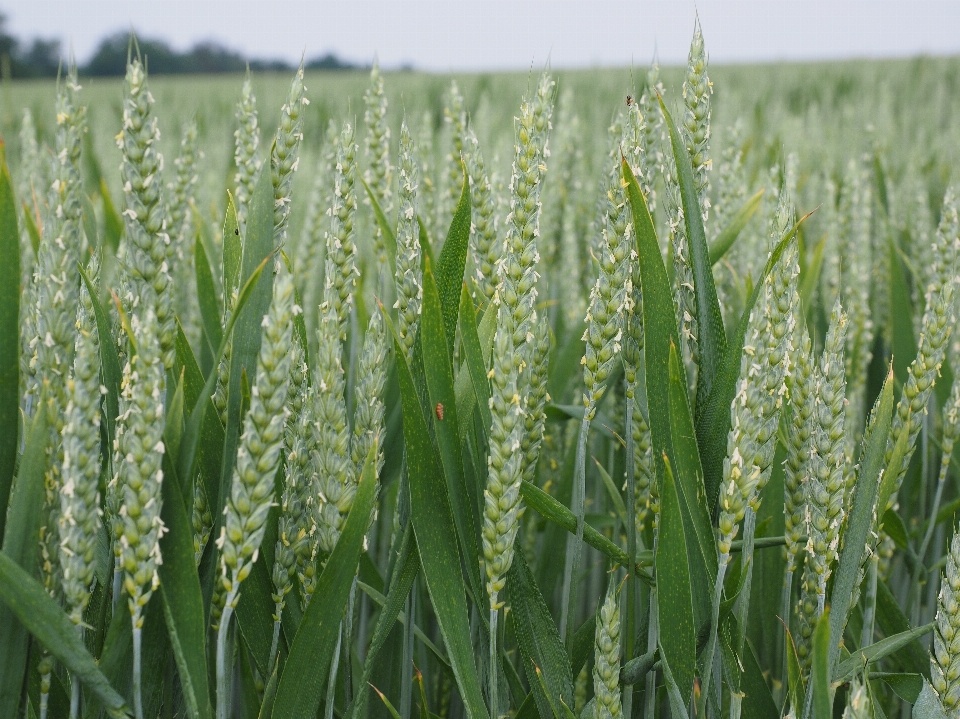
left=3, top=28, right=960, bottom=719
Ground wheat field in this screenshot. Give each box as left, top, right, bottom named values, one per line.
left=2, top=27, right=960, bottom=719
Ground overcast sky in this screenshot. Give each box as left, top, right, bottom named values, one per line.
left=5, top=1, right=960, bottom=71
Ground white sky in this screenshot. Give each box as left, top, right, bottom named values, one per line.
left=5, top=0, right=960, bottom=71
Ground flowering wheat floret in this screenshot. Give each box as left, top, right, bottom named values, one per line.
left=364, top=61, right=393, bottom=276
left=683, top=20, right=712, bottom=222
left=33, top=66, right=88, bottom=622
left=31, top=65, right=86, bottom=415
left=713, top=120, right=747, bottom=239
left=218, top=269, right=294, bottom=608
left=593, top=583, right=622, bottom=719
left=234, top=72, right=262, bottom=231
left=417, top=111, right=437, bottom=241
left=395, top=120, right=423, bottom=362
left=302, top=124, right=361, bottom=600
left=271, top=63, right=306, bottom=245
left=17, top=108, right=43, bottom=219
left=58, top=275, right=102, bottom=628
left=932, top=527, right=960, bottom=714
left=555, top=107, right=588, bottom=325
left=118, top=57, right=175, bottom=371
left=114, top=307, right=166, bottom=628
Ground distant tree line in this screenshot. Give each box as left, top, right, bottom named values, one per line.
left=0, top=12, right=364, bottom=78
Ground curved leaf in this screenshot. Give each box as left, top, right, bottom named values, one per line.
left=0, top=144, right=18, bottom=536
left=177, top=249, right=274, bottom=493
left=456, top=284, right=493, bottom=441
left=667, top=343, right=717, bottom=630
left=158, top=421, right=211, bottom=719
left=0, top=553, right=130, bottom=718
left=347, top=525, right=420, bottom=719
left=434, top=160, right=471, bottom=355
left=421, top=260, right=481, bottom=602
left=622, top=158, right=679, bottom=494
left=834, top=623, right=934, bottom=685
left=709, top=188, right=764, bottom=265
left=517, top=480, right=651, bottom=578
left=656, top=455, right=696, bottom=707
left=219, top=168, right=276, bottom=513
left=195, top=233, right=223, bottom=358
left=99, top=178, right=123, bottom=253
left=507, top=545, right=574, bottom=717
left=0, top=400, right=48, bottom=717
left=271, top=439, right=379, bottom=719
left=21, top=198, right=41, bottom=257
left=360, top=175, right=398, bottom=278
left=222, top=194, right=241, bottom=301
left=394, top=334, right=489, bottom=719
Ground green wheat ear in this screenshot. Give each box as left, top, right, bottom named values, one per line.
left=271, top=62, right=306, bottom=247
left=482, top=72, right=554, bottom=606
left=234, top=71, right=262, bottom=231
left=885, top=183, right=959, bottom=507
left=58, top=266, right=102, bottom=628
left=717, top=186, right=799, bottom=559
left=933, top=527, right=960, bottom=714
left=364, top=60, right=393, bottom=278
left=593, top=581, right=622, bottom=719
left=465, top=126, right=500, bottom=305
left=395, top=119, right=423, bottom=362
left=118, top=56, right=175, bottom=371
left=682, top=19, right=712, bottom=222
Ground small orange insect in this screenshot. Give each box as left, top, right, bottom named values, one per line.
left=435, top=403, right=444, bottom=420
left=626, top=95, right=633, bottom=106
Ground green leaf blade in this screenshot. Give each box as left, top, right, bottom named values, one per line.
left=656, top=456, right=696, bottom=707
left=271, top=440, right=379, bottom=719
left=394, top=335, right=489, bottom=719
left=658, top=96, right=726, bottom=413
left=434, top=161, right=472, bottom=355
left=0, top=553, right=129, bottom=718
left=420, top=264, right=482, bottom=603
left=0, top=144, right=19, bottom=536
